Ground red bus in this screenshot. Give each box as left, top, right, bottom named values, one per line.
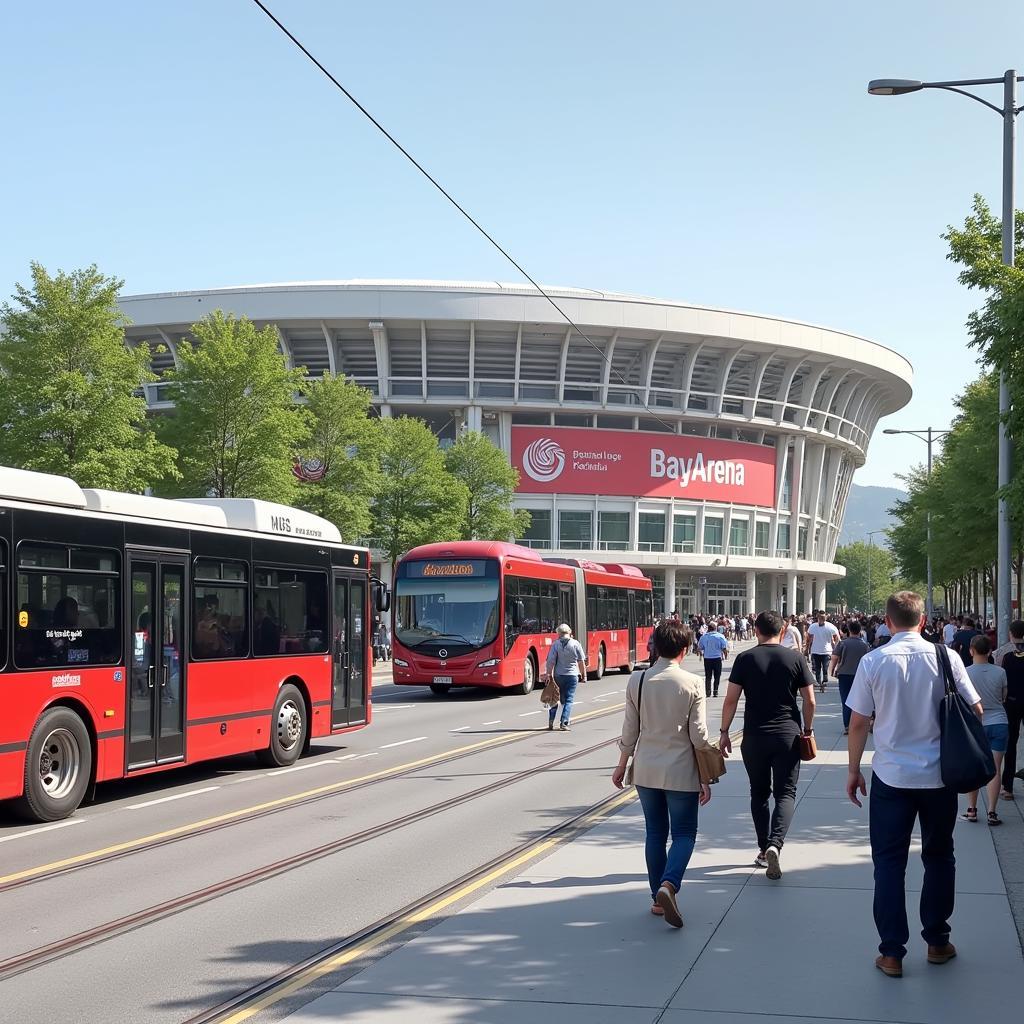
left=0, top=467, right=387, bottom=822
left=391, top=541, right=653, bottom=696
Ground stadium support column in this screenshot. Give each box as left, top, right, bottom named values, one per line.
left=771, top=574, right=782, bottom=613
left=787, top=572, right=798, bottom=617
left=745, top=570, right=757, bottom=616
left=816, top=578, right=827, bottom=613
left=664, top=567, right=677, bottom=618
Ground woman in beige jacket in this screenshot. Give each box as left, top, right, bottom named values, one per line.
left=612, top=620, right=713, bottom=928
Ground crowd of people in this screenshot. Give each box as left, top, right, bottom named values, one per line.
left=612, top=592, right=1024, bottom=977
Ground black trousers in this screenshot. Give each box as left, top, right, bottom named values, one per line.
left=811, top=653, right=830, bottom=686
left=740, top=728, right=801, bottom=852
left=703, top=658, right=722, bottom=697
left=1003, top=698, right=1023, bottom=792
left=869, top=774, right=957, bottom=959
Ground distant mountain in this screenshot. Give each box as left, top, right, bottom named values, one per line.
left=839, top=483, right=907, bottom=546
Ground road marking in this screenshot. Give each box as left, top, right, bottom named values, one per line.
left=333, top=754, right=359, bottom=762
left=596, top=691, right=618, bottom=697
left=450, top=725, right=471, bottom=732
left=217, top=788, right=637, bottom=1024
left=0, top=819, right=85, bottom=845
left=353, top=752, right=380, bottom=760
left=222, top=774, right=265, bottom=786
left=519, top=709, right=545, bottom=717
left=369, top=704, right=415, bottom=711
left=379, top=736, right=427, bottom=749
left=268, top=762, right=329, bottom=776
left=482, top=720, right=501, bottom=725
left=0, top=701, right=624, bottom=888
left=126, top=787, right=220, bottom=810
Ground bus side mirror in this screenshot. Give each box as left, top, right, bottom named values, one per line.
left=511, top=600, right=525, bottom=629
left=375, top=584, right=391, bottom=613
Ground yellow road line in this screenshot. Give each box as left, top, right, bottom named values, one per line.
left=218, top=787, right=637, bottom=1024
left=0, top=702, right=625, bottom=888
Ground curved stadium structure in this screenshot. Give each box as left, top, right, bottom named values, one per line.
left=119, top=281, right=913, bottom=617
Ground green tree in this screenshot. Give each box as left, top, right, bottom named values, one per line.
left=158, top=311, right=309, bottom=502
left=294, top=375, right=380, bottom=542
left=828, top=540, right=897, bottom=613
left=0, top=262, right=177, bottom=490
left=372, top=417, right=468, bottom=572
left=444, top=430, right=530, bottom=541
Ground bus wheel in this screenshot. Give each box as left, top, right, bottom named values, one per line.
left=590, top=645, right=605, bottom=681
left=429, top=684, right=451, bottom=696
left=517, top=654, right=537, bottom=696
left=17, top=707, right=92, bottom=822
left=258, top=684, right=307, bottom=767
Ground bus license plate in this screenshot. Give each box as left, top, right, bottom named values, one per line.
left=433, top=676, right=453, bottom=685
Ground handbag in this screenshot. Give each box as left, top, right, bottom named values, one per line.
left=540, top=675, right=560, bottom=708
left=624, top=669, right=647, bottom=786
left=687, top=692, right=727, bottom=784
left=799, top=732, right=817, bottom=761
left=936, top=644, right=995, bottom=793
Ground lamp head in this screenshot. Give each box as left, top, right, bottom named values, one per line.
left=882, top=428, right=900, bottom=434
left=868, top=79, right=924, bottom=96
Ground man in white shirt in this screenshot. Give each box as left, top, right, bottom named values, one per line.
left=781, top=615, right=803, bottom=652
left=942, top=618, right=957, bottom=647
left=846, top=591, right=982, bottom=979
left=805, top=611, right=840, bottom=693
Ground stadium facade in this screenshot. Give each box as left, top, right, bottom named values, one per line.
left=118, top=281, right=913, bottom=617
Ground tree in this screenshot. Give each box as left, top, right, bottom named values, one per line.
left=158, top=311, right=309, bottom=502
left=371, top=417, right=468, bottom=572
left=828, top=540, right=897, bottom=613
left=444, top=430, right=530, bottom=541
left=294, top=375, right=380, bottom=542
left=0, top=262, right=177, bottom=490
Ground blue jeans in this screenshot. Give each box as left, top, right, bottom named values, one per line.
left=548, top=673, right=578, bottom=726
left=635, top=786, right=699, bottom=897
left=869, top=774, right=957, bottom=959
left=838, top=674, right=855, bottom=729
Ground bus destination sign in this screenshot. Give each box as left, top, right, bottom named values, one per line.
left=406, top=559, right=488, bottom=578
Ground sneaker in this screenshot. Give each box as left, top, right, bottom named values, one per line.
left=559, top=723, right=570, bottom=732
left=765, top=845, right=782, bottom=880
left=753, top=852, right=768, bottom=869
left=655, top=884, right=683, bottom=928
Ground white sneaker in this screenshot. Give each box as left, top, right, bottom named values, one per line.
left=754, top=852, right=768, bottom=869
left=765, top=846, right=782, bottom=880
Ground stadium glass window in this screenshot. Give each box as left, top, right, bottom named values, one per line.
left=253, top=568, right=328, bottom=656
left=598, top=512, right=629, bottom=551
left=672, top=515, right=696, bottom=553
left=192, top=558, right=249, bottom=660
left=638, top=512, right=666, bottom=552
left=511, top=412, right=552, bottom=426
left=777, top=523, right=791, bottom=558
left=559, top=511, right=592, bottom=550
left=755, top=521, right=771, bottom=557
left=729, top=518, right=750, bottom=556
left=15, top=543, right=120, bottom=668
left=516, top=510, right=551, bottom=549
left=554, top=413, right=593, bottom=425
left=799, top=526, right=809, bottom=559
left=703, top=518, right=724, bottom=555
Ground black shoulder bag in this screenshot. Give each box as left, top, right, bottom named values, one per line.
left=936, top=643, right=995, bottom=793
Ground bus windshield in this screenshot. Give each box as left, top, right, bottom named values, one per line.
left=395, top=561, right=500, bottom=652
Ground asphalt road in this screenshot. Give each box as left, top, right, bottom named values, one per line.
left=0, top=646, right=747, bottom=1023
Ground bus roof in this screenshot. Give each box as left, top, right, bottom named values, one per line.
left=401, top=540, right=545, bottom=562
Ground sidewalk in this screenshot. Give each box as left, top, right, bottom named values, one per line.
left=285, top=689, right=1024, bottom=1024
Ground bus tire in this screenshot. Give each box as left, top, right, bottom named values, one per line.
left=589, top=645, right=605, bottom=681
left=16, top=706, right=92, bottom=822
left=257, top=684, right=307, bottom=767
left=429, top=684, right=451, bottom=696
left=620, top=661, right=634, bottom=674
left=516, top=653, right=537, bottom=696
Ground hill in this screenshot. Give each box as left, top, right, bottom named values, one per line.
left=839, top=483, right=906, bottom=546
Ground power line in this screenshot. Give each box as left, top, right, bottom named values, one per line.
left=250, top=0, right=681, bottom=434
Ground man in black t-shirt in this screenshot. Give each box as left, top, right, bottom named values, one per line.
left=951, top=617, right=983, bottom=668
left=720, top=609, right=816, bottom=881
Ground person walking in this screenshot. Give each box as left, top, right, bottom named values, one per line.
left=720, top=610, right=816, bottom=880
left=543, top=623, right=586, bottom=732
left=612, top=620, right=714, bottom=927
left=962, top=634, right=1007, bottom=826
left=698, top=624, right=729, bottom=698
left=780, top=614, right=803, bottom=653
left=950, top=617, right=983, bottom=667
left=831, top=620, right=871, bottom=734
left=846, top=591, right=982, bottom=979
left=805, top=611, right=840, bottom=693
left=999, top=629, right=1024, bottom=799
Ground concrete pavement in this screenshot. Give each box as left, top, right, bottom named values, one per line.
left=280, top=685, right=1024, bottom=1024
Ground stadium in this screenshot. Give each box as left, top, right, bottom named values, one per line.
left=118, top=280, right=913, bottom=618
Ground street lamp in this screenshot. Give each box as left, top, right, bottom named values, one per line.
left=866, top=529, right=886, bottom=615
left=868, top=70, right=1023, bottom=645
left=882, top=427, right=950, bottom=620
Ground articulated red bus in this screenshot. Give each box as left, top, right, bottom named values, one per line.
left=0, top=467, right=387, bottom=822
left=391, top=541, right=653, bottom=695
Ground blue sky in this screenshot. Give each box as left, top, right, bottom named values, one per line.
left=3, top=1, right=1023, bottom=488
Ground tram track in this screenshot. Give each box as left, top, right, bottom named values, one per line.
left=0, top=735, right=619, bottom=984
left=0, top=699, right=627, bottom=895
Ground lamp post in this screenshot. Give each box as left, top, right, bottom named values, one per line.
left=868, top=71, right=1022, bottom=646
left=866, top=529, right=886, bottom=614
left=882, top=427, right=951, bottom=620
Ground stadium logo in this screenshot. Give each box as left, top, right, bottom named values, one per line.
left=522, top=438, right=565, bottom=482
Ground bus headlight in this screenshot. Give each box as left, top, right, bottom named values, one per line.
left=393, top=657, right=409, bottom=667
left=477, top=658, right=500, bottom=668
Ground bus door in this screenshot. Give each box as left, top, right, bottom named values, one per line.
left=332, top=572, right=367, bottom=728
left=627, top=590, right=637, bottom=666
left=127, top=551, right=187, bottom=769
left=558, top=584, right=575, bottom=632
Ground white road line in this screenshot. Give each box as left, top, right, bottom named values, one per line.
left=450, top=725, right=471, bottom=732
left=596, top=691, right=618, bottom=697
left=0, top=819, right=85, bottom=844
left=333, top=754, right=359, bottom=762
left=127, top=786, right=220, bottom=810
left=223, top=774, right=266, bottom=785
left=354, top=752, right=380, bottom=760
left=519, top=710, right=545, bottom=717
left=482, top=719, right=502, bottom=725
left=268, top=761, right=331, bottom=775
left=370, top=704, right=415, bottom=711
left=379, top=736, right=427, bottom=749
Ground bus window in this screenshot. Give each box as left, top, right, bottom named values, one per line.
left=253, top=567, right=328, bottom=656
left=192, top=559, right=249, bottom=660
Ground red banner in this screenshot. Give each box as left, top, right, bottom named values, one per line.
left=511, top=427, right=777, bottom=506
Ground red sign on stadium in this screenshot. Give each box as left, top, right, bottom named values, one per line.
left=511, top=426, right=777, bottom=506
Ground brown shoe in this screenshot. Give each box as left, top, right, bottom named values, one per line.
left=927, top=943, right=957, bottom=964
left=655, top=884, right=684, bottom=928
left=875, top=955, right=903, bottom=978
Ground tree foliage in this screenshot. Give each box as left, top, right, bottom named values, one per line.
left=828, top=540, right=898, bottom=612
left=294, top=375, right=380, bottom=542
left=158, top=311, right=309, bottom=502
left=0, top=262, right=177, bottom=490
left=444, top=430, right=530, bottom=541
left=371, top=417, right=467, bottom=571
